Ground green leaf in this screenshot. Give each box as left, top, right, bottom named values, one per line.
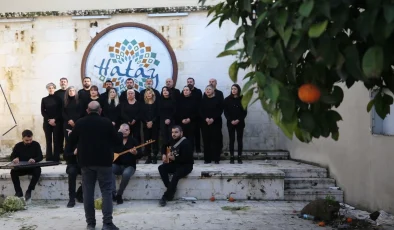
left=321, top=86, right=344, bottom=107
left=308, top=20, right=328, bottom=38
left=229, top=61, right=239, bottom=83
left=300, top=111, right=316, bottom=132
left=242, top=0, right=251, bottom=12
left=243, top=72, right=255, bottom=80
left=362, top=46, right=384, bottom=78
left=242, top=77, right=256, bottom=93
left=234, top=26, right=245, bottom=39
left=367, top=99, right=375, bottom=112
left=384, top=5, right=394, bottom=23
left=225, top=40, right=238, bottom=50
left=264, top=83, right=280, bottom=103
left=278, top=88, right=296, bottom=122
left=374, top=93, right=393, bottom=119
left=299, top=0, right=314, bottom=17
left=242, top=88, right=254, bottom=109
left=278, top=116, right=297, bottom=139
left=283, top=27, right=293, bottom=47
left=331, top=131, right=339, bottom=141
left=217, top=50, right=238, bottom=57
left=316, top=0, right=331, bottom=19
left=255, top=12, right=267, bottom=27
left=267, top=56, right=279, bottom=68
left=344, top=45, right=365, bottom=81
left=255, top=71, right=267, bottom=88
left=207, top=16, right=219, bottom=26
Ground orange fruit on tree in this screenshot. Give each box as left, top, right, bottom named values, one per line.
left=298, top=83, right=321, bottom=104
left=228, top=197, right=235, bottom=202
left=210, top=196, right=215, bottom=202
left=318, top=222, right=325, bottom=227
left=346, top=218, right=352, bottom=223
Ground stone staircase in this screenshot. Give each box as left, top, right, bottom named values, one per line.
left=0, top=150, right=344, bottom=202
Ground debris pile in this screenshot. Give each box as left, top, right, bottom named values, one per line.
left=0, top=194, right=27, bottom=217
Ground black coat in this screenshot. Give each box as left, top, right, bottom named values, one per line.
left=224, top=96, right=247, bottom=127
left=114, top=133, right=142, bottom=169
left=67, top=113, right=118, bottom=167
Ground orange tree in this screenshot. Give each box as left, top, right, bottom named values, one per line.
left=199, top=0, right=394, bottom=143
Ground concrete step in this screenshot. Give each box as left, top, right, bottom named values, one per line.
left=284, top=189, right=344, bottom=202
left=0, top=161, right=285, bottom=201
left=285, top=178, right=336, bottom=189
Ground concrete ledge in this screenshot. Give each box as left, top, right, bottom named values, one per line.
left=284, top=189, right=344, bottom=202
left=0, top=161, right=285, bottom=201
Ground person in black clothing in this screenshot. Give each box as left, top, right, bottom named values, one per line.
left=224, top=84, right=248, bottom=164
left=159, top=86, right=176, bottom=144
left=158, top=125, right=193, bottom=207
left=81, top=85, right=101, bottom=117
left=9, top=130, right=43, bottom=201
left=178, top=85, right=198, bottom=149
left=165, top=78, right=181, bottom=101
left=41, top=82, right=63, bottom=162
left=112, top=123, right=142, bottom=204
left=100, top=80, right=114, bottom=105
left=102, top=88, right=120, bottom=130
left=187, top=78, right=203, bottom=152
left=139, top=78, right=160, bottom=102
left=120, top=89, right=141, bottom=143
left=119, top=78, right=140, bottom=103
left=141, top=89, right=159, bottom=164
left=66, top=101, right=119, bottom=230
left=54, top=77, right=68, bottom=153
left=63, top=142, right=81, bottom=208
left=63, top=86, right=81, bottom=146
left=78, top=77, right=92, bottom=105
left=200, top=85, right=223, bottom=164
left=208, top=78, right=224, bottom=153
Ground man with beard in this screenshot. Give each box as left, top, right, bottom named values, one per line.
left=158, top=126, right=194, bottom=207
left=165, top=78, right=180, bottom=101
left=78, top=77, right=92, bottom=104
left=54, top=77, right=68, bottom=154
left=120, top=78, right=140, bottom=103
left=139, top=78, right=160, bottom=102
left=187, top=77, right=202, bottom=153
left=100, top=80, right=114, bottom=105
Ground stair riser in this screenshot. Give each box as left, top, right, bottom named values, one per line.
left=284, top=193, right=343, bottom=203
left=285, top=179, right=336, bottom=189
left=282, top=170, right=327, bottom=178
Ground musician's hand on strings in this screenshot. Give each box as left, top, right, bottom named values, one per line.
left=68, top=120, right=75, bottom=127
left=12, top=158, right=19, bottom=164
left=162, top=154, right=167, bottom=163
left=28, top=158, right=35, bottom=164
left=74, top=148, right=78, bottom=155
left=129, top=148, right=137, bottom=155
left=169, top=153, right=175, bottom=161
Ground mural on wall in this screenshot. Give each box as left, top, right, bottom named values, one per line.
left=81, top=22, right=178, bottom=94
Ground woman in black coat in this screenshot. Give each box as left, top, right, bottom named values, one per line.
left=141, top=89, right=159, bottom=164
left=200, top=85, right=223, bottom=164
left=159, top=86, right=176, bottom=144
left=120, top=89, right=141, bottom=143
left=102, top=88, right=121, bottom=130
left=178, top=85, right=198, bottom=148
left=224, top=84, right=247, bottom=164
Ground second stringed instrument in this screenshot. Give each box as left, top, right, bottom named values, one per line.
left=113, top=139, right=155, bottom=162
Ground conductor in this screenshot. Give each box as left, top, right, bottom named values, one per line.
left=67, top=101, right=119, bottom=230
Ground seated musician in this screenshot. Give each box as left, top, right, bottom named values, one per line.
left=63, top=143, right=81, bottom=208
left=112, top=123, right=142, bottom=204
left=158, top=125, right=194, bottom=207
left=9, top=130, right=43, bottom=201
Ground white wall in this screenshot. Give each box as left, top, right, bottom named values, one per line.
left=283, top=82, right=394, bottom=213
left=0, top=12, right=282, bottom=156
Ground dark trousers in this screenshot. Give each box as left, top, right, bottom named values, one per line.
left=43, top=122, right=61, bottom=161
left=143, top=123, right=159, bottom=157
left=159, top=119, right=173, bottom=144
left=11, top=167, right=41, bottom=195
left=201, top=122, right=222, bottom=162
left=112, top=164, right=136, bottom=196
left=58, top=120, right=64, bottom=152
left=130, top=122, right=141, bottom=144
left=193, top=117, right=202, bottom=152
left=158, top=163, right=193, bottom=200
left=81, top=166, right=113, bottom=225
left=181, top=121, right=194, bottom=150
left=227, top=123, right=244, bottom=157
left=66, top=164, right=81, bottom=200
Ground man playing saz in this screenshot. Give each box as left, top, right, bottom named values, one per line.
left=158, top=125, right=194, bottom=207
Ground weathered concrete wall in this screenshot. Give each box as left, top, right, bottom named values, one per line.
left=0, top=12, right=282, bottom=156
left=0, top=0, right=220, bottom=13
left=283, top=82, right=394, bottom=213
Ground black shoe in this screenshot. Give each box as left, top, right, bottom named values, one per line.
left=86, top=224, right=96, bottom=230
left=67, top=199, right=75, bottom=208
left=214, top=161, right=219, bottom=164
left=102, top=222, right=119, bottom=230
left=159, top=197, right=167, bottom=207
left=15, top=191, right=23, bottom=197
left=204, top=161, right=211, bottom=164
left=230, top=157, right=235, bottom=164
left=152, top=157, right=157, bottom=164
left=112, top=194, right=117, bottom=202
left=238, top=156, right=243, bottom=164
left=25, top=190, right=32, bottom=201
left=116, top=195, right=123, bottom=204
left=145, top=157, right=152, bottom=164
